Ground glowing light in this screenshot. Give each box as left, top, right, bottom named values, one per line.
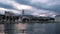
left=39, top=14, right=46, bottom=16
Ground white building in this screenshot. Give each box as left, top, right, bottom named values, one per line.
left=55, top=15, right=60, bottom=22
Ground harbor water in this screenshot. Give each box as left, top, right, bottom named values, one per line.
left=0, top=23, right=60, bottom=34
left=18, top=23, right=59, bottom=34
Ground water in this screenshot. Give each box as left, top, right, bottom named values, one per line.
left=18, top=23, right=60, bottom=34
left=0, top=23, right=60, bottom=34
left=25, top=23, right=55, bottom=34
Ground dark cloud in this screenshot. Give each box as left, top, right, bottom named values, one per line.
left=15, top=0, right=30, bottom=5
left=15, top=0, right=60, bottom=14
left=0, top=3, right=14, bottom=9
left=0, top=0, right=59, bottom=17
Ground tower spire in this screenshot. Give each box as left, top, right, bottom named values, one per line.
left=22, top=9, right=24, bottom=17
left=21, top=9, right=24, bottom=22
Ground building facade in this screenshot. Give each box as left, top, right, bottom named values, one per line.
left=55, top=15, right=60, bottom=22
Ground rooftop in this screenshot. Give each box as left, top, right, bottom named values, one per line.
left=55, top=15, right=60, bottom=17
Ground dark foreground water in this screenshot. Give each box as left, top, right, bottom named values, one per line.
left=0, top=23, right=60, bottom=34
left=18, top=23, right=60, bottom=34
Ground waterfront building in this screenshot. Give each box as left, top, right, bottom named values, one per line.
left=55, top=15, right=60, bottom=22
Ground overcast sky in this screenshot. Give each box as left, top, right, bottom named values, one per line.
left=0, top=0, right=60, bottom=17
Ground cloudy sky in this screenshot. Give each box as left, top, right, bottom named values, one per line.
left=0, top=0, right=60, bottom=17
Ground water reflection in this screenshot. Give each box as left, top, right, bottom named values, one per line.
left=16, top=23, right=60, bottom=34
left=19, top=23, right=56, bottom=34
left=0, top=23, right=60, bottom=34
